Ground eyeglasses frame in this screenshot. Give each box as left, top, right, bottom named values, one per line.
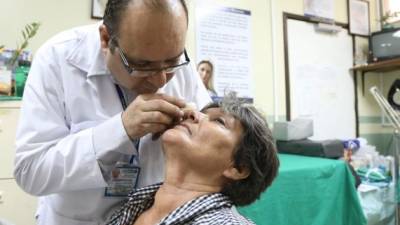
left=111, top=38, right=191, bottom=77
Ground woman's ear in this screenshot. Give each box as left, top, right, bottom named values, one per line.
left=223, top=166, right=250, bottom=181
left=99, top=24, right=111, bottom=50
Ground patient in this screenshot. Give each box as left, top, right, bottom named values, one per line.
left=106, top=93, right=279, bottom=225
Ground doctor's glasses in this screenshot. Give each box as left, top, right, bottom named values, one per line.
left=112, top=38, right=190, bottom=78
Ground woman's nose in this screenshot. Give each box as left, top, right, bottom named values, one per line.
left=183, top=110, right=206, bottom=123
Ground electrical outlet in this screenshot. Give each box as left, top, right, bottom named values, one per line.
left=0, top=191, right=3, bottom=204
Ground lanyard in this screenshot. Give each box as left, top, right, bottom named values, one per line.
left=115, top=84, right=128, bottom=110
left=115, top=84, right=139, bottom=164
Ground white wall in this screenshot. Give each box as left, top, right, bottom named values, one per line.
left=0, top=0, right=97, bottom=52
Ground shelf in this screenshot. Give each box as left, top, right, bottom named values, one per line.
left=0, top=96, right=21, bottom=101
left=351, top=58, right=400, bottom=95
left=352, top=58, right=400, bottom=73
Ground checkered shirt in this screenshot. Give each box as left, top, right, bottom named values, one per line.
left=105, top=183, right=255, bottom=225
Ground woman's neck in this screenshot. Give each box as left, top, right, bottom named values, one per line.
left=139, top=179, right=220, bottom=223
left=156, top=181, right=219, bottom=212
left=137, top=159, right=224, bottom=223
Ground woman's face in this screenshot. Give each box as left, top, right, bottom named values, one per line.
left=197, top=63, right=213, bottom=86
left=161, top=107, right=243, bottom=179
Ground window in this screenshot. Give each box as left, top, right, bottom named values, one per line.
left=382, top=0, right=400, bottom=23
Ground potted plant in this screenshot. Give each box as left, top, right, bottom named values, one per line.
left=380, top=11, right=400, bottom=30
left=8, top=22, right=41, bottom=68
left=0, top=22, right=40, bottom=96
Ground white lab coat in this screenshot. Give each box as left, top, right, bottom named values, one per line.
left=14, top=23, right=211, bottom=225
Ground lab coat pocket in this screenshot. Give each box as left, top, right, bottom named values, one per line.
left=70, top=121, right=102, bottom=134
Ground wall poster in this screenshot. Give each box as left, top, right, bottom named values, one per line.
left=304, top=0, right=335, bottom=21
left=195, top=4, right=253, bottom=101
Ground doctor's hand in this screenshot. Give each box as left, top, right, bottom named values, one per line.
left=121, top=93, right=186, bottom=140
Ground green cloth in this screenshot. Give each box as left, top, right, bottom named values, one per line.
left=238, top=154, right=367, bottom=225
left=356, top=167, right=391, bottom=183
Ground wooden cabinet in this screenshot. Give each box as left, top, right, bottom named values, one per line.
left=0, top=179, right=37, bottom=225
left=0, top=101, right=37, bottom=225
left=0, top=102, right=20, bottom=178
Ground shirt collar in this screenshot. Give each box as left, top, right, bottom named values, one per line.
left=127, top=182, right=160, bottom=205
left=66, top=22, right=110, bottom=78
left=160, top=192, right=232, bottom=225
left=107, top=183, right=233, bottom=225
left=107, top=183, right=161, bottom=224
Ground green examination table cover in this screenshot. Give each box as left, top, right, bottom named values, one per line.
left=238, top=154, right=367, bottom=225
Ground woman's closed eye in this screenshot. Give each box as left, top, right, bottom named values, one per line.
left=213, top=117, right=226, bottom=127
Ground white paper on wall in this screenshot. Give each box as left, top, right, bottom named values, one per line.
left=195, top=4, right=253, bottom=100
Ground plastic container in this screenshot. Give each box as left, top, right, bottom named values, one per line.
left=14, top=66, right=29, bottom=97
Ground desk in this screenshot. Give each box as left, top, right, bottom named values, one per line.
left=0, top=96, right=21, bottom=101
left=238, top=154, right=367, bottom=225
left=0, top=101, right=36, bottom=225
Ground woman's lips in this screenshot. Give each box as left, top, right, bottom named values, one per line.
left=177, top=123, right=192, bottom=135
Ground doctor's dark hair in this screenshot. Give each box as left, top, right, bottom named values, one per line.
left=103, top=0, right=188, bottom=50
left=202, top=92, right=280, bottom=206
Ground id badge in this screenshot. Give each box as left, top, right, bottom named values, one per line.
left=104, top=162, right=140, bottom=197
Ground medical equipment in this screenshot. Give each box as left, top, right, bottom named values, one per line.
left=370, top=86, right=400, bottom=225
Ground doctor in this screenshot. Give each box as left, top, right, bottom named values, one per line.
left=14, top=0, right=211, bottom=224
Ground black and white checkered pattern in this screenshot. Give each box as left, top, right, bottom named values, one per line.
left=105, top=183, right=255, bottom=225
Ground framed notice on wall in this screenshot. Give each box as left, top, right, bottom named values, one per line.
left=304, top=0, right=335, bottom=22
left=195, top=4, right=253, bottom=101
left=348, top=0, right=370, bottom=36
left=92, top=0, right=107, bottom=19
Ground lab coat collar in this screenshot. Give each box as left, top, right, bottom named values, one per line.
left=66, top=23, right=110, bottom=78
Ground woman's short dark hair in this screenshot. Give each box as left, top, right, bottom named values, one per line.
left=103, top=0, right=188, bottom=49
left=202, top=92, right=280, bottom=206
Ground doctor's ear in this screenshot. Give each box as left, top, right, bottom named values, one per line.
left=99, top=25, right=111, bottom=50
